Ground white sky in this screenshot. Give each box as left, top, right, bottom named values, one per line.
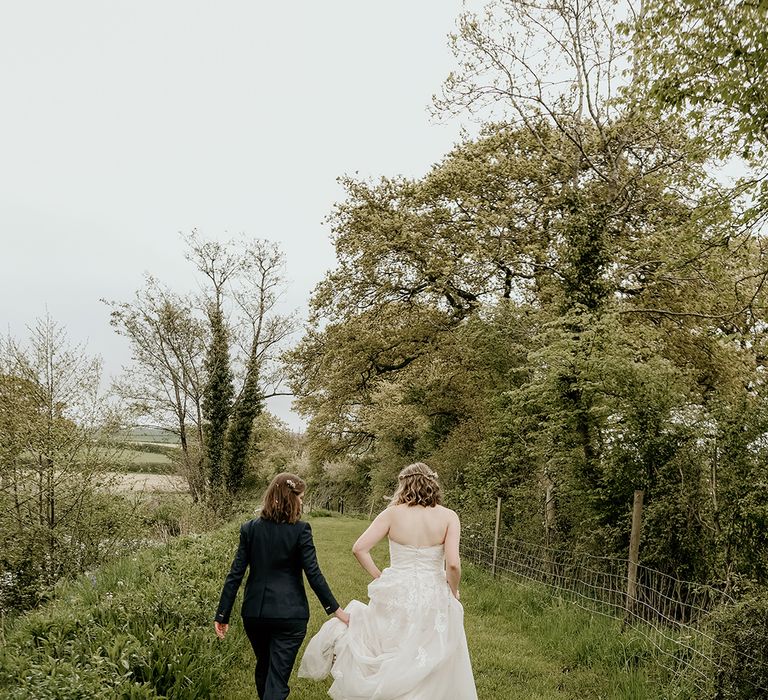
left=1, top=1, right=478, bottom=429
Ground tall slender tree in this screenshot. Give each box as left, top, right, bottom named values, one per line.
left=201, top=301, right=234, bottom=501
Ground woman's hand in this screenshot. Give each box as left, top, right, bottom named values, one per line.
left=334, top=607, right=350, bottom=625
left=214, top=621, right=229, bottom=639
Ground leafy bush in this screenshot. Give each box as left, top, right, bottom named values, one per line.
left=306, top=508, right=337, bottom=518
left=0, top=525, right=242, bottom=698
left=711, top=593, right=768, bottom=699
left=1, top=492, right=146, bottom=614
left=138, top=495, right=215, bottom=540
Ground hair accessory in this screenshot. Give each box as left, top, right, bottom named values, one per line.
left=399, top=470, right=438, bottom=480
left=286, top=479, right=296, bottom=489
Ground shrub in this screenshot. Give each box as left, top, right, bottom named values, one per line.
left=711, top=592, right=768, bottom=699
left=0, top=525, right=242, bottom=698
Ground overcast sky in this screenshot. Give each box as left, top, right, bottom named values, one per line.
left=1, top=1, right=480, bottom=429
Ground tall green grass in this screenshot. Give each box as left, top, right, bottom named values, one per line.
left=1, top=516, right=687, bottom=699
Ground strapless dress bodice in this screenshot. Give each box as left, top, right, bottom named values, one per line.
left=388, top=539, right=445, bottom=573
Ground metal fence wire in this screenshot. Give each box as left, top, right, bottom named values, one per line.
left=460, top=526, right=768, bottom=698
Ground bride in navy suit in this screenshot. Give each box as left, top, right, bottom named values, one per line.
left=214, top=473, right=349, bottom=700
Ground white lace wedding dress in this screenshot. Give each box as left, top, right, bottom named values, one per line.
left=298, top=539, right=478, bottom=700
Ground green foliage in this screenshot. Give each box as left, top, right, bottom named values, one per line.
left=202, top=303, right=234, bottom=502
left=244, top=412, right=306, bottom=487
left=187, top=233, right=295, bottom=504
left=710, top=592, right=768, bottom=699
left=137, top=495, right=215, bottom=540
left=299, top=454, right=373, bottom=515
left=628, top=0, right=768, bottom=222
left=1, top=492, right=143, bottom=613
left=286, top=0, right=768, bottom=600
left=289, top=106, right=768, bottom=581
left=224, top=357, right=262, bottom=494
left=0, top=525, right=244, bottom=698
left=631, top=0, right=768, bottom=161
left=0, top=318, right=140, bottom=614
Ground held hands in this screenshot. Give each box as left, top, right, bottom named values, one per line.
left=334, top=607, right=350, bottom=625
left=214, top=621, right=229, bottom=639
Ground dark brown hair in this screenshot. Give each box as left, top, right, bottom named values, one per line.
left=261, top=472, right=306, bottom=524
left=390, top=462, right=442, bottom=508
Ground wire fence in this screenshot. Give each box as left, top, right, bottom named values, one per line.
left=460, top=524, right=768, bottom=698
left=304, top=491, right=766, bottom=696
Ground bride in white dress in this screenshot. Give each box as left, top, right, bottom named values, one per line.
left=299, top=462, right=478, bottom=700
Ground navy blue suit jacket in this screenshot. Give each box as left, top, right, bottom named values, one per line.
left=214, top=518, right=339, bottom=624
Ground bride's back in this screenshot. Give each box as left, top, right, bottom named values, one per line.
left=387, top=504, right=453, bottom=548
left=351, top=462, right=463, bottom=591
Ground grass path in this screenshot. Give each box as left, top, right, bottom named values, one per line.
left=218, top=516, right=667, bottom=700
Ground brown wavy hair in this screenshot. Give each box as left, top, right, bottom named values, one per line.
left=260, top=472, right=305, bottom=524
left=389, top=462, right=442, bottom=507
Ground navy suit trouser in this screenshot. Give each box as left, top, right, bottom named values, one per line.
left=242, top=617, right=307, bottom=700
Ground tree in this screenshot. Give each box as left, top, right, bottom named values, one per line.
left=290, top=0, right=768, bottom=589
left=188, top=236, right=237, bottom=503
left=109, top=234, right=295, bottom=505
left=428, top=0, right=768, bottom=574
left=0, top=317, right=129, bottom=611
left=201, top=300, right=233, bottom=502
left=186, top=233, right=295, bottom=498
left=630, top=0, right=768, bottom=164
left=224, top=240, right=293, bottom=493
left=105, top=279, right=207, bottom=501
left=626, top=0, right=768, bottom=254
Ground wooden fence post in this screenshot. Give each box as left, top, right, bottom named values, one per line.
left=544, top=483, right=556, bottom=546
left=625, top=489, right=645, bottom=621
left=492, top=496, right=502, bottom=577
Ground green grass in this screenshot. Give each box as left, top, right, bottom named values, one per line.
left=119, top=450, right=172, bottom=465
left=15, top=447, right=175, bottom=475
left=219, top=518, right=677, bottom=700
left=459, top=568, right=673, bottom=699
left=112, top=447, right=175, bottom=475
left=1, top=516, right=687, bottom=699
